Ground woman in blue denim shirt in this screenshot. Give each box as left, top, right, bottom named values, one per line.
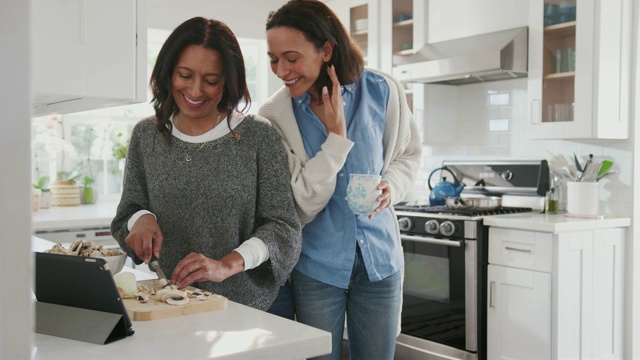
left=259, top=1, right=422, bottom=359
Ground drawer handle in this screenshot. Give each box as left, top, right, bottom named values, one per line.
left=505, top=246, right=531, bottom=253
left=489, top=281, right=495, bottom=308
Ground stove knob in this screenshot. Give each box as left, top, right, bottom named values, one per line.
left=424, top=219, right=440, bottom=234
left=398, top=217, right=413, bottom=232
left=440, top=221, right=456, bottom=237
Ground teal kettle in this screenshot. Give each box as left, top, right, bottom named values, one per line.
left=428, top=167, right=465, bottom=205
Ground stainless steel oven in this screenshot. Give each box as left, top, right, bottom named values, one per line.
left=394, top=160, right=549, bottom=360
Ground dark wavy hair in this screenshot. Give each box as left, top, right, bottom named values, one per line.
left=266, top=0, right=364, bottom=98
left=150, top=17, right=250, bottom=142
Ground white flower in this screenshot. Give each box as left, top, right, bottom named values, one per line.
left=32, top=134, right=77, bottom=159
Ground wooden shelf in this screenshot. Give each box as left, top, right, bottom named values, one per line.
left=544, top=71, right=575, bottom=80
left=544, top=21, right=576, bottom=39
left=352, top=29, right=368, bottom=36
left=393, top=19, right=413, bottom=28
left=394, top=49, right=413, bottom=56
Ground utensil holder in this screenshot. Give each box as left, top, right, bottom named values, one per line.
left=567, top=181, right=599, bottom=216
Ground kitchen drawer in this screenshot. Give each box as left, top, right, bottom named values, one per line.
left=489, top=228, right=553, bottom=272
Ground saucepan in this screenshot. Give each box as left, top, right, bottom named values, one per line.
left=445, top=196, right=502, bottom=210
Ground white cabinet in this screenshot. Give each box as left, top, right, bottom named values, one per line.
left=487, top=227, right=625, bottom=359
left=527, top=0, right=631, bottom=139
left=32, top=0, right=147, bottom=116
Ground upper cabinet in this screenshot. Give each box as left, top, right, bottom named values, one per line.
left=527, top=0, right=631, bottom=139
left=32, top=0, right=147, bottom=116
left=330, top=0, right=380, bottom=70
left=379, top=0, right=414, bottom=73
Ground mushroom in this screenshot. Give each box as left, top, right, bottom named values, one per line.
left=158, top=289, right=189, bottom=306
left=136, top=292, right=150, bottom=303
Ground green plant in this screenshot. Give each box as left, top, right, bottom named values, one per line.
left=56, top=171, right=82, bottom=183
left=33, top=176, right=50, bottom=190
left=81, top=176, right=95, bottom=204
left=81, top=176, right=95, bottom=189
left=112, top=132, right=129, bottom=160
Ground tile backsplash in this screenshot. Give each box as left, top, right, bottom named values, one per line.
left=409, top=78, right=632, bottom=217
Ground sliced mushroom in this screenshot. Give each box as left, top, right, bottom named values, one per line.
left=159, top=289, right=189, bottom=306
left=136, top=292, right=150, bottom=303
left=166, top=296, right=189, bottom=306
left=69, top=240, right=84, bottom=254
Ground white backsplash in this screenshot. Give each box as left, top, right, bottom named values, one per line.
left=411, top=78, right=632, bottom=217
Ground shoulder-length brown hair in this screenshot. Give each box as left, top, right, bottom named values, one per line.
left=266, top=0, right=364, bottom=97
left=150, top=17, right=250, bottom=142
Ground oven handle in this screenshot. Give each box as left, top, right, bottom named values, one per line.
left=400, top=235, right=465, bottom=247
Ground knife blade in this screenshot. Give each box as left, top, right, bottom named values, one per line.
left=150, top=258, right=172, bottom=288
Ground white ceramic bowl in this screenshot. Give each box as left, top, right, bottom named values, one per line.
left=100, top=253, right=127, bottom=275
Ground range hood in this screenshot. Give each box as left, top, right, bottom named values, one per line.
left=393, top=27, right=528, bottom=85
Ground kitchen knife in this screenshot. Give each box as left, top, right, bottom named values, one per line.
left=149, top=258, right=173, bottom=288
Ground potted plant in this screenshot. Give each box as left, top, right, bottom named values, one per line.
left=81, top=176, right=96, bottom=204
left=33, top=176, right=51, bottom=209
left=50, top=171, right=82, bottom=207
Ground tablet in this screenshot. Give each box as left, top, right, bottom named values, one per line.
left=34, top=252, right=135, bottom=336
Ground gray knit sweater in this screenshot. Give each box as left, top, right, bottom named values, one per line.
left=111, top=114, right=302, bottom=311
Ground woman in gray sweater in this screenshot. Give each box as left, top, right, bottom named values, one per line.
left=111, top=17, right=301, bottom=311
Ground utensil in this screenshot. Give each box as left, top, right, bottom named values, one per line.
left=596, top=169, right=619, bottom=181
left=578, top=154, right=593, bottom=182
left=581, top=161, right=601, bottom=182
left=598, top=160, right=614, bottom=176
left=149, top=258, right=172, bottom=288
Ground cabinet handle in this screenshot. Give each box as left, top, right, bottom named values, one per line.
left=504, top=246, right=531, bottom=253
left=489, top=281, right=495, bottom=308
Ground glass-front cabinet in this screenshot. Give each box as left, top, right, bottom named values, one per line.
left=527, top=0, right=630, bottom=139
left=329, top=0, right=380, bottom=70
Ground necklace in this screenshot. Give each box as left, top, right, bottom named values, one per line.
left=175, top=112, right=224, bottom=162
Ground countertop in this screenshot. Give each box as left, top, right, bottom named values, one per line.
left=484, top=211, right=631, bottom=233
left=32, top=200, right=118, bottom=231
left=31, top=237, right=331, bottom=360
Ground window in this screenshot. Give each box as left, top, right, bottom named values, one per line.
left=31, top=29, right=270, bottom=199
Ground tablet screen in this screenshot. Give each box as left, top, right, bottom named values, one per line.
left=34, top=252, right=134, bottom=336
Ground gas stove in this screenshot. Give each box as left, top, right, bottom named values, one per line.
left=395, top=204, right=533, bottom=219
left=395, top=160, right=548, bottom=360
left=394, top=204, right=532, bottom=240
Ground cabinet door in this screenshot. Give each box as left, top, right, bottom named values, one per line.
left=32, top=0, right=146, bottom=115
left=559, top=229, right=625, bottom=359
left=487, top=265, right=552, bottom=360
left=32, top=0, right=88, bottom=102
left=527, top=0, right=630, bottom=139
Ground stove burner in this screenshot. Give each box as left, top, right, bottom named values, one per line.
left=394, top=204, right=533, bottom=217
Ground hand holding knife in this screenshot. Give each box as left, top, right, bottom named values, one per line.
left=149, top=257, right=175, bottom=289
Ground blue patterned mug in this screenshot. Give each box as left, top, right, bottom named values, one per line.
left=346, top=174, right=382, bottom=215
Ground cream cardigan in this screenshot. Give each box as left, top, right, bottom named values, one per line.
left=259, top=68, right=422, bottom=225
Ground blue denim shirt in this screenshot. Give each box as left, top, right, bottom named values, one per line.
left=292, top=69, right=403, bottom=288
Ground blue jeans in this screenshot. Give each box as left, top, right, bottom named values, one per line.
left=266, top=279, right=295, bottom=320
left=291, top=248, right=402, bottom=360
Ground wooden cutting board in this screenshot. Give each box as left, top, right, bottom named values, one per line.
left=123, top=279, right=228, bottom=321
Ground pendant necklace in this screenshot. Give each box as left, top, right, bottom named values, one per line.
left=175, top=112, right=224, bottom=162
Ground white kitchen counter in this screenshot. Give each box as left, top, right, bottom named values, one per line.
left=484, top=211, right=631, bottom=233
left=31, top=237, right=331, bottom=360
left=32, top=201, right=118, bottom=231
left=33, top=301, right=331, bottom=360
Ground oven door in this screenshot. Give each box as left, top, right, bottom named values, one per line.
left=398, top=234, right=478, bottom=359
